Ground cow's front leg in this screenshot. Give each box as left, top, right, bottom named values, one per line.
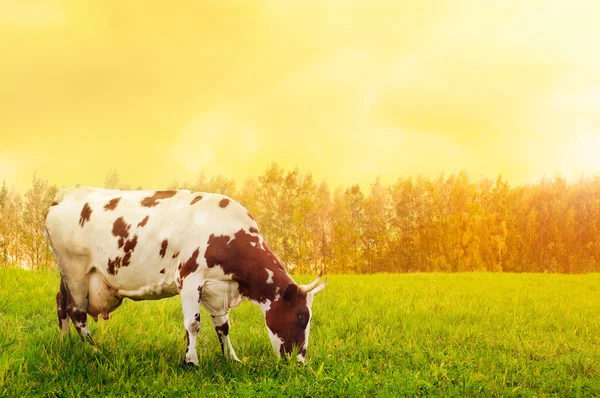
left=211, top=313, right=240, bottom=362
left=180, top=283, right=202, bottom=366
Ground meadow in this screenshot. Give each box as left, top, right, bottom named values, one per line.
left=0, top=269, right=599, bottom=397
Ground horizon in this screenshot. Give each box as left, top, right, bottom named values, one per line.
left=3, top=165, right=600, bottom=195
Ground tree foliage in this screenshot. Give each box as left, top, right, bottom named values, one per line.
left=1, top=174, right=57, bottom=269
left=2, top=166, right=600, bottom=273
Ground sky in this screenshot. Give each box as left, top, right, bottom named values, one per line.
left=1, top=0, right=600, bottom=192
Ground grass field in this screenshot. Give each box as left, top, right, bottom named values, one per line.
left=1, top=269, right=599, bottom=397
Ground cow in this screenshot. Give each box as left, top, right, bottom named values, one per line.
left=45, top=187, right=326, bottom=365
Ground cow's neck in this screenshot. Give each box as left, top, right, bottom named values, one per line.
left=235, top=258, right=294, bottom=313
left=204, top=229, right=294, bottom=312
left=248, top=269, right=294, bottom=314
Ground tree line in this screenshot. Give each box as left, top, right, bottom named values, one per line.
left=1, top=164, right=599, bottom=273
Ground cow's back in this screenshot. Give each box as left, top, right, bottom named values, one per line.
left=46, top=187, right=257, bottom=298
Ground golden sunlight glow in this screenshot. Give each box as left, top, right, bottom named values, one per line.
left=1, top=0, right=600, bottom=190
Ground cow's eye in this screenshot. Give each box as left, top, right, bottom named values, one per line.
left=297, top=313, right=308, bottom=326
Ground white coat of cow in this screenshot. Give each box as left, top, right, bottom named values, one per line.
left=45, top=187, right=326, bottom=364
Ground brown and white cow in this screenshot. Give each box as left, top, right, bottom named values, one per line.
left=46, top=187, right=326, bottom=364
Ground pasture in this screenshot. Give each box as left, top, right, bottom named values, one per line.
left=0, top=269, right=599, bottom=397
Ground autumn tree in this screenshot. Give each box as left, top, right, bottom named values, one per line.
left=0, top=180, right=11, bottom=265
left=308, top=181, right=333, bottom=273
left=189, top=172, right=237, bottom=197
left=331, top=185, right=366, bottom=273
left=4, top=166, right=600, bottom=273
left=21, top=174, right=57, bottom=270
left=104, top=169, right=120, bottom=189
left=362, top=178, right=392, bottom=273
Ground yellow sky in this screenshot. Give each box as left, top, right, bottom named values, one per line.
left=1, top=0, right=600, bottom=191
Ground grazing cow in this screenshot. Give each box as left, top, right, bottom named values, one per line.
left=46, top=187, right=326, bottom=364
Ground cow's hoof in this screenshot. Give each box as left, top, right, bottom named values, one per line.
left=183, top=360, right=198, bottom=367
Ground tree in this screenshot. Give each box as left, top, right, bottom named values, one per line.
left=390, top=176, right=428, bottom=272
left=0, top=180, right=13, bottom=265
left=191, top=172, right=237, bottom=197
left=104, top=169, right=121, bottom=189
left=362, top=178, right=392, bottom=273
left=254, top=162, right=292, bottom=269
left=0, top=180, right=7, bottom=209
left=237, top=177, right=261, bottom=217
left=21, top=174, right=57, bottom=270
left=331, top=184, right=365, bottom=273
left=0, top=189, right=23, bottom=267
left=309, top=181, right=333, bottom=273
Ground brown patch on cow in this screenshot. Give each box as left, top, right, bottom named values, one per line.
left=56, top=279, right=68, bottom=330
left=185, top=331, right=190, bottom=354
left=178, top=248, right=200, bottom=289
left=159, top=239, right=168, bottom=258
left=72, top=309, right=87, bottom=324
left=122, top=252, right=132, bottom=267
left=190, top=195, right=203, bottom=205
left=112, top=217, right=130, bottom=248
left=219, top=198, right=230, bottom=208
left=247, top=212, right=255, bottom=221
left=123, top=235, right=138, bottom=253
left=138, top=216, right=149, bottom=227
left=215, top=321, right=230, bottom=354
left=204, top=235, right=230, bottom=265
left=160, top=268, right=165, bottom=274
left=195, top=313, right=200, bottom=322
left=104, top=197, right=121, bottom=211
left=71, top=309, right=88, bottom=338
left=204, top=229, right=290, bottom=303
left=108, top=217, right=137, bottom=275
left=107, top=257, right=122, bottom=275
left=215, top=322, right=229, bottom=336
left=300, top=347, right=307, bottom=357
left=140, top=190, right=177, bottom=207
left=249, top=227, right=259, bottom=234
left=79, top=203, right=92, bottom=227
left=172, top=252, right=180, bottom=259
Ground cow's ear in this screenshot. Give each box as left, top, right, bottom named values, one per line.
left=282, top=284, right=299, bottom=303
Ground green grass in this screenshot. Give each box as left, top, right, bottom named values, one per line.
left=0, top=269, right=599, bottom=397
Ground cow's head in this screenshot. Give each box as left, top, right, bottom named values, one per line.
left=265, top=274, right=327, bottom=362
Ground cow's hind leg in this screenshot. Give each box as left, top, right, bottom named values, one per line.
left=61, top=258, right=94, bottom=345
left=180, top=280, right=202, bottom=366
left=69, top=307, right=94, bottom=345
left=56, top=278, right=70, bottom=335
left=211, top=312, right=240, bottom=362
